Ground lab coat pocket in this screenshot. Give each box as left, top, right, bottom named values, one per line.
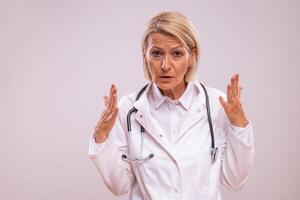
left=136, top=150, right=163, bottom=196
left=196, top=148, right=213, bottom=193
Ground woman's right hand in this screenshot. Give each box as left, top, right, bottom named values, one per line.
left=94, top=84, right=119, bottom=143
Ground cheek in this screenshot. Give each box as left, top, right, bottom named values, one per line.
left=175, top=59, right=189, bottom=73
left=147, top=60, right=160, bottom=74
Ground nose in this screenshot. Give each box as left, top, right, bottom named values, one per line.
left=161, top=55, right=171, bottom=71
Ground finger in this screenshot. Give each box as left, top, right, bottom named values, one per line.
left=112, top=107, right=119, bottom=120
left=230, top=76, right=235, bottom=96
left=103, top=107, right=119, bottom=125
left=111, top=87, right=118, bottom=110
left=237, top=86, right=242, bottom=99
left=230, top=74, right=238, bottom=97
left=99, top=107, right=108, bottom=120
left=110, top=107, right=119, bottom=122
left=100, top=85, right=113, bottom=119
left=106, top=84, right=114, bottom=109
left=108, top=84, right=117, bottom=110
left=103, top=96, right=108, bottom=107
left=227, top=84, right=234, bottom=103
left=106, top=107, right=119, bottom=122
left=101, top=84, right=116, bottom=117
left=236, top=73, right=239, bottom=86
left=219, top=96, right=229, bottom=111
left=235, top=74, right=240, bottom=97
left=114, top=107, right=119, bottom=115
left=99, top=84, right=118, bottom=125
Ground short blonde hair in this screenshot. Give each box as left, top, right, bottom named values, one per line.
left=141, top=11, right=200, bottom=81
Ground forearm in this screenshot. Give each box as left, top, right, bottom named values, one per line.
left=88, top=135, right=135, bottom=196
left=220, top=122, right=255, bottom=191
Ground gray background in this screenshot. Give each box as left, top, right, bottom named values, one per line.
left=1, top=0, right=299, bottom=199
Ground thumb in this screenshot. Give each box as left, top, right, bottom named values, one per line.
left=219, top=96, right=228, bottom=110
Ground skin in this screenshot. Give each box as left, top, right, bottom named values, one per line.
left=94, top=32, right=248, bottom=143
left=144, top=32, right=193, bottom=99
left=94, top=84, right=119, bottom=143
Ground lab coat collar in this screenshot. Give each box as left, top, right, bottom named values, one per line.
left=132, top=80, right=207, bottom=151
left=151, top=81, right=195, bottom=111
left=133, top=80, right=206, bottom=110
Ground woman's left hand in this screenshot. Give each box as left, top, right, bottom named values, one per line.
left=219, top=74, right=249, bottom=127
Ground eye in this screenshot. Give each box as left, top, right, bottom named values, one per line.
left=151, top=50, right=161, bottom=58
left=173, top=51, right=183, bottom=58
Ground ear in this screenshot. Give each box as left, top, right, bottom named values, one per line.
left=143, top=54, right=148, bottom=67
left=189, top=48, right=196, bottom=66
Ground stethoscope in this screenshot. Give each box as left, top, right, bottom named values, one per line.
left=121, top=82, right=218, bottom=164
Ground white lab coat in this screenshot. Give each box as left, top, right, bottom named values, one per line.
left=88, top=80, right=254, bottom=200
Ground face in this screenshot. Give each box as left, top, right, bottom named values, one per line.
left=144, top=32, right=192, bottom=94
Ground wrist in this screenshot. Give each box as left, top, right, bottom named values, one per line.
left=231, top=119, right=249, bottom=128
left=94, top=132, right=108, bottom=143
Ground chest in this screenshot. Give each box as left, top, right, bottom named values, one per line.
left=129, top=111, right=223, bottom=194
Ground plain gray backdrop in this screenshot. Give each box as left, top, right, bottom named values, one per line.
left=1, top=0, right=299, bottom=199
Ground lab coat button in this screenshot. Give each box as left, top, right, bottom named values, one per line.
left=139, top=114, right=143, bottom=118
left=174, top=188, right=179, bottom=192
left=159, top=134, right=163, bottom=138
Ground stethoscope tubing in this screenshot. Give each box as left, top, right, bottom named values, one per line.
left=124, top=82, right=218, bottom=164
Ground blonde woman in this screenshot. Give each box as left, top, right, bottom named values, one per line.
left=88, top=11, right=254, bottom=200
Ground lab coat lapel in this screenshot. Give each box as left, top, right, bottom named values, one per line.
left=173, top=81, right=206, bottom=144
left=132, top=84, right=174, bottom=155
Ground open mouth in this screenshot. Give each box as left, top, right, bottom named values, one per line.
left=159, top=76, right=173, bottom=78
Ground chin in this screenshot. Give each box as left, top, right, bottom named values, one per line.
left=155, top=80, right=175, bottom=90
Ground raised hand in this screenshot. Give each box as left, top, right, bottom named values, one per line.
left=219, top=74, right=249, bottom=127
left=94, top=84, right=119, bottom=143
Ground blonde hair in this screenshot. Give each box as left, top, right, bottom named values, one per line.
left=141, top=11, right=200, bottom=81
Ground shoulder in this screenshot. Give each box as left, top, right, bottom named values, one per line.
left=192, top=80, right=225, bottom=100
left=118, top=92, right=136, bottom=112
left=200, top=84, right=226, bottom=111
left=117, top=83, right=151, bottom=111
left=204, top=85, right=226, bottom=100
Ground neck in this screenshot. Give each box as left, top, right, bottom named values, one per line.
left=159, top=81, right=188, bottom=100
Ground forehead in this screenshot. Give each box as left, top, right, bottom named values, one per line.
left=147, top=32, right=184, bottom=49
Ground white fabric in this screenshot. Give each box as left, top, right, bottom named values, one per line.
left=148, top=81, right=198, bottom=145
left=88, top=80, right=255, bottom=200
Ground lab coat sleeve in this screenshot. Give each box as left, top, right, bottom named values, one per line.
left=88, top=95, right=135, bottom=196
left=88, top=135, right=107, bottom=154
left=218, top=97, right=255, bottom=192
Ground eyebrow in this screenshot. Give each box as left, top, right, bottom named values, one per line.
left=151, top=45, right=184, bottom=50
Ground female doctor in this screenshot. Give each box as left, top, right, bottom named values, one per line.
left=88, top=11, right=254, bottom=200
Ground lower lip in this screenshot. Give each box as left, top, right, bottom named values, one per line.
left=159, top=77, right=173, bottom=81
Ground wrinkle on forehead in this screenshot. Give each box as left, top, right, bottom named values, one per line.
left=147, top=32, right=185, bottom=50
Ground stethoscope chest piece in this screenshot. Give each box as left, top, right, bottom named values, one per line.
left=210, top=147, right=218, bottom=164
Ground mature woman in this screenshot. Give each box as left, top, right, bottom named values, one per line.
left=88, top=11, right=254, bottom=200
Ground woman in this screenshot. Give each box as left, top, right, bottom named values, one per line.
left=88, top=11, right=254, bottom=200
